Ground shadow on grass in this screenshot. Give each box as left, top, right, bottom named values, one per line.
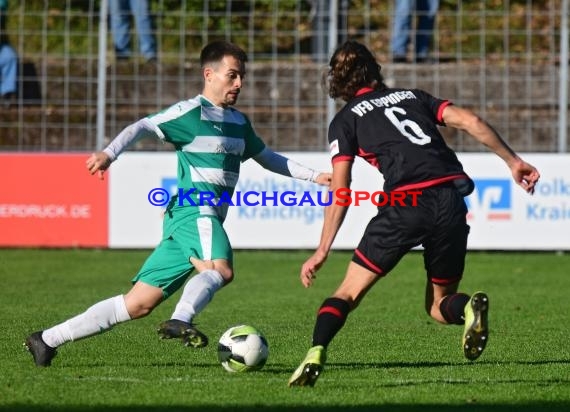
left=328, top=359, right=570, bottom=369
left=261, top=358, right=570, bottom=375
left=63, top=358, right=570, bottom=371
left=2, top=404, right=570, bottom=412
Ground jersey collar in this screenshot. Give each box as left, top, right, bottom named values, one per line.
left=355, top=87, right=374, bottom=96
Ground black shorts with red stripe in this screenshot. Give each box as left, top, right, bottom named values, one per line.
left=352, top=183, right=470, bottom=285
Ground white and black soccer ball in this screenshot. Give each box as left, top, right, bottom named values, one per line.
left=217, top=324, right=269, bottom=373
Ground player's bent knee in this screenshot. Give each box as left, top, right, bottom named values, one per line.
left=124, top=294, right=162, bottom=319
left=219, top=269, right=234, bottom=285
left=128, top=304, right=155, bottom=319
left=212, top=261, right=234, bottom=284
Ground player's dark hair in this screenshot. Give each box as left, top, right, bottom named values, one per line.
left=200, top=40, right=248, bottom=68
left=327, top=40, right=385, bottom=102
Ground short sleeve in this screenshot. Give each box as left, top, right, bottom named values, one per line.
left=328, top=114, right=357, bottom=164
left=412, top=89, right=453, bottom=125
left=241, top=115, right=266, bottom=160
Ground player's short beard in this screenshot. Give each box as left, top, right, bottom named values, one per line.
left=225, top=92, right=239, bottom=106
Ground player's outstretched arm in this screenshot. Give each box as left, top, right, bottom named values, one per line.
left=300, top=160, right=351, bottom=288
left=508, top=159, right=540, bottom=195
left=442, top=105, right=540, bottom=194
left=86, top=152, right=112, bottom=180
left=252, top=147, right=331, bottom=186
left=314, top=172, right=332, bottom=186
left=85, top=118, right=160, bottom=180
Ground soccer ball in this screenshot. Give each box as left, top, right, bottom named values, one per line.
left=217, top=324, right=269, bottom=373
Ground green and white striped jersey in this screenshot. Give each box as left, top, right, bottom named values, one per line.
left=148, top=94, right=266, bottom=223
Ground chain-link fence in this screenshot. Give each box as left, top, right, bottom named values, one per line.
left=0, top=0, right=568, bottom=153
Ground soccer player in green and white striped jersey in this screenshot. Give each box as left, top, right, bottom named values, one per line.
left=24, top=40, right=331, bottom=367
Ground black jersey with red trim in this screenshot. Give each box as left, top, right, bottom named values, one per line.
left=328, top=87, right=470, bottom=192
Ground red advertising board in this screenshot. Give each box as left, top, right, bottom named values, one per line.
left=0, top=153, right=108, bottom=247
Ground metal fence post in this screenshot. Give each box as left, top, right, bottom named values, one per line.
left=559, top=0, right=569, bottom=153
left=96, top=0, right=108, bottom=151
left=326, top=0, right=338, bottom=141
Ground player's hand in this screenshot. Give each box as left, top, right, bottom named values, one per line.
left=300, top=250, right=328, bottom=288
left=190, top=257, right=215, bottom=272
left=86, top=152, right=112, bottom=180
left=511, top=160, right=540, bottom=194
left=315, top=172, right=332, bottom=186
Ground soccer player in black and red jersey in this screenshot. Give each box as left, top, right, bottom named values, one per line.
left=288, top=40, right=540, bottom=387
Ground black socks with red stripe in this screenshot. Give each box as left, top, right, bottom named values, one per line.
left=439, top=293, right=470, bottom=325
left=310, top=293, right=469, bottom=348
left=312, top=297, right=351, bottom=347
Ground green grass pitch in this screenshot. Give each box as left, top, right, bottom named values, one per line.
left=1, top=249, right=569, bottom=412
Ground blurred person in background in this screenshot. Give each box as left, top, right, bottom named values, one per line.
left=109, top=0, right=157, bottom=62
left=308, top=0, right=350, bottom=63
left=0, top=0, right=17, bottom=107
left=391, top=0, right=439, bottom=63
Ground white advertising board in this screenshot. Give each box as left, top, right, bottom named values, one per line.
left=109, top=153, right=176, bottom=248
left=460, top=154, right=569, bottom=250
left=109, top=152, right=569, bottom=250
